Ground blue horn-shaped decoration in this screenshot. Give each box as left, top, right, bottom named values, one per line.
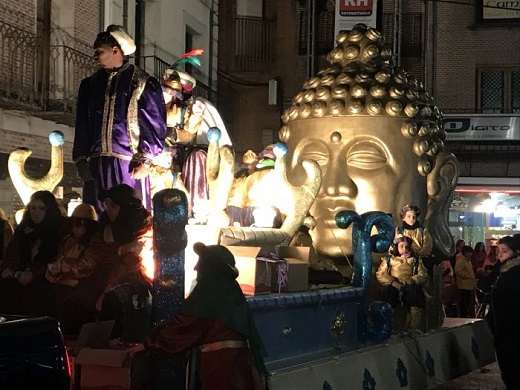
left=335, top=211, right=395, bottom=289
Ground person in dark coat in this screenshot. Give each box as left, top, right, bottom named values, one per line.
left=58, top=184, right=152, bottom=338
left=488, top=236, right=520, bottom=389
left=0, top=191, right=70, bottom=315
left=144, top=242, right=267, bottom=390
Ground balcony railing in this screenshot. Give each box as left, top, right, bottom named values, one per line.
left=0, top=21, right=218, bottom=127
left=235, top=16, right=274, bottom=72
left=0, top=20, right=96, bottom=126
left=381, top=12, right=423, bottom=58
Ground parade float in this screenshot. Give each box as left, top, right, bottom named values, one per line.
left=6, top=24, right=494, bottom=390
left=150, top=24, right=494, bottom=390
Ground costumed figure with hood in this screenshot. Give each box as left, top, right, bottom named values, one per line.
left=73, top=25, right=167, bottom=214
left=144, top=243, right=267, bottom=390
left=160, top=50, right=231, bottom=221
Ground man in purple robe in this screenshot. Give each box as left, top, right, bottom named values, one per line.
left=73, top=25, right=166, bottom=214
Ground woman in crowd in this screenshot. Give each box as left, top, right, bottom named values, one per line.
left=470, top=241, right=487, bottom=276
left=488, top=236, right=520, bottom=389
left=0, top=191, right=69, bottom=315
left=481, top=244, right=498, bottom=270
left=0, top=207, right=14, bottom=264
left=144, top=242, right=267, bottom=390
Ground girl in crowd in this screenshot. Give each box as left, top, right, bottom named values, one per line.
left=454, top=245, right=476, bottom=318
left=396, top=204, right=432, bottom=257
left=470, top=241, right=487, bottom=276
left=481, top=244, right=498, bottom=270
left=376, top=235, right=428, bottom=330
left=488, top=236, right=520, bottom=389
left=0, top=191, right=69, bottom=315
left=454, top=239, right=465, bottom=265
left=46, top=203, right=98, bottom=330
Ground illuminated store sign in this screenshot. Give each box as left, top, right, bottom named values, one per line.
left=334, top=0, right=380, bottom=37
left=443, top=115, right=520, bottom=141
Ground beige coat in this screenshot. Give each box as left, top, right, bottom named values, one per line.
left=454, top=256, right=476, bottom=290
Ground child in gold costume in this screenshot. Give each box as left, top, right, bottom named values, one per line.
left=396, top=205, right=433, bottom=257
left=376, top=235, right=429, bottom=330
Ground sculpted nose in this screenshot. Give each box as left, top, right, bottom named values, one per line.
left=322, top=171, right=358, bottom=198
left=324, top=182, right=358, bottom=198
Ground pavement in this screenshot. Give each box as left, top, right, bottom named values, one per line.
left=434, top=361, right=506, bottom=390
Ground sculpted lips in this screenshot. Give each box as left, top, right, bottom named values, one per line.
left=313, top=198, right=355, bottom=222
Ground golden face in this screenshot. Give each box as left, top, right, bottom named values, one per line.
left=284, top=117, right=428, bottom=259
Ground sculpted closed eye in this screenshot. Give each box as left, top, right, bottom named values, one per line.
left=297, top=142, right=329, bottom=167
left=300, top=151, right=329, bottom=166
left=347, top=141, right=387, bottom=170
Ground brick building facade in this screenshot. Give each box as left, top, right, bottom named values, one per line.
left=217, top=0, right=519, bottom=242
left=0, top=0, right=215, bottom=219
left=217, top=0, right=519, bottom=159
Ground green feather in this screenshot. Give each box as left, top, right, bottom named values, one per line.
left=169, top=57, right=202, bottom=70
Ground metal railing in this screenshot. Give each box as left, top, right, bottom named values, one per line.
left=0, top=21, right=218, bottom=126
left=0, top=20, right=96, bottom=126
left=381, top=13, right=423, bottom=58
left=235, top=16, right=274, bottom=72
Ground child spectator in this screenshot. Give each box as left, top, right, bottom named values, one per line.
left=454, top=245, right=476, bottom=318
left=46, top=203, right=99, bottom=286
left=46, top=204, right=99, bottom=333
left=376, top=235, right=428, bottom=330
left=396, top=204, right=432, bottom=257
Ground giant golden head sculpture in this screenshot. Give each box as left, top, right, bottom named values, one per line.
left=280, top=24, right=458, bottom=260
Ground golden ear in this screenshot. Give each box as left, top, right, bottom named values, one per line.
left=424, top=151, right=459, bottom=259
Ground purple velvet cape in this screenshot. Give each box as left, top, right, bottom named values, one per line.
left=73, top=63, right=167, bottom=213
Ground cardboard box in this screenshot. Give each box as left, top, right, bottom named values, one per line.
left=226, top=246, right=268, bottom=295
left=75, top=347, right=135, bottom=389
left=278, top=246, right=311, bottom=263
left=226, top=246, right=310, bottom=295
left=269, top=257, right=309, bottom=293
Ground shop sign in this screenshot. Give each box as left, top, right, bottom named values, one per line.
left=480, top=0, right=520, bottom=21
left=443, top=115, right=520, bottom=141
left=334, top=0, right=380, bottom=37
